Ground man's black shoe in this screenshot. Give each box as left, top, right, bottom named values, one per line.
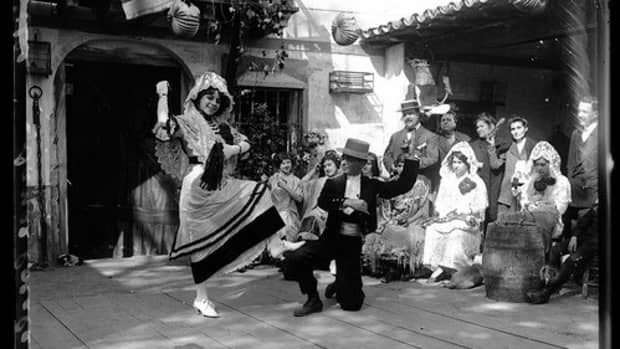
left=325, top=282, right=336, bottom=299
left=412, top=266, right=433, bottom=279
left=293, top=297, right=323, bottom=317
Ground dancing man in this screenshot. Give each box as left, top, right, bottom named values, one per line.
left=283, top=138, right=419, bottom=316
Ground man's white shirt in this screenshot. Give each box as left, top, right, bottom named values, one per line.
left=345, top=174, right=361, bottom=199
left=581, top=122, right=598, bottom=143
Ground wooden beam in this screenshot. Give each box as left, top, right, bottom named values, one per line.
left=413, top=13, right=596, bottom=52
left=434, top=54, right=560, bottom=70
left=66, top=45, right=179, bottom=67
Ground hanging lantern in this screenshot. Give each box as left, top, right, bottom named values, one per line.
left=331, top=12, right=360, bottom=46
left=168, top=0, right=201, bottom=38
left=409, top=58, right=436, bottom=86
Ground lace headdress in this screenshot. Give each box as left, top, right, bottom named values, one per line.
left=439, top=141, right=482, bottom=178
left=527, top=141, right=562, bottom=178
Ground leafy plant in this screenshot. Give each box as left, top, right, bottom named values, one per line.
left=235, top=101, right=315, bottom=180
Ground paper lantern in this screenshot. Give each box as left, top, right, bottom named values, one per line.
left=168, top=0, right=201, bottom=38
left=331, top=13, right=359, bottom=46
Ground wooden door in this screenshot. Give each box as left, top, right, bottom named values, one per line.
left=66, top=61, right=182, bottom=259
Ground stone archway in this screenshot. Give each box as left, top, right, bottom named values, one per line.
left=44, top=38, right=195, bottom=260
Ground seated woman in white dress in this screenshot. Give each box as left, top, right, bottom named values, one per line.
left=422, top=141, right=488, bottom=282
left=513, top=141, right=571, bottom=252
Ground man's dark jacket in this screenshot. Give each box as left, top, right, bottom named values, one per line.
left=318, top=159, right=419, bottom=236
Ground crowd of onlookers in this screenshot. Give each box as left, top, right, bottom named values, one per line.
left=264, top=96, right=599, bottom=305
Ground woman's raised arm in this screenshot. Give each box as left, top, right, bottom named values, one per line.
left=152, top=80, right=181, bottom=141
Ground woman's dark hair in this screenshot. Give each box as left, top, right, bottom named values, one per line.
left=365, top=152, right=380, bottom=177
left=318, top=151, right=341, bottom=177
left=474, top=112, right=497, bottom=128
left=273, top=152, right=294, bottom=169
left=193, top=87, right=231, bottom=117
left=448, top=151, right=470, bottom=172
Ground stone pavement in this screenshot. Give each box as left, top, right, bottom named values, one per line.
left=29, top=256, right=598, bottom=349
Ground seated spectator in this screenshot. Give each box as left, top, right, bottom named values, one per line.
left=268, top=152, right=303, bottom=241
left=362, top=152, right=382, bottom=179
left=514, top=141, right=571, bottom=251
left=525, top=202, right=597, bottom=304
left=297, top=151, right=342, bottom=241
left=362, top=153, right=432, bottom=282
left=434, top=108, right=471, bottom=190
left=421, top=142, right=488, bottom=282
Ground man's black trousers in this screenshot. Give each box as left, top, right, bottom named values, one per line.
left=283, top=232, right=365, bottom=311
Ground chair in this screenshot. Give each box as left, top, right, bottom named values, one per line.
left=581, top=255, right=599, bottom=299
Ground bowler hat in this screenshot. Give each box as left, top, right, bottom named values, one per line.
left=338, top=138, right=370, bottom=160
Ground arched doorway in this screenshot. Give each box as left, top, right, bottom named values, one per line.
left=62, top=40, right=192, bottom=259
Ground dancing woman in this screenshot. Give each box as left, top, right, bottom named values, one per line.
left=152, top=72, right=285, bottom=318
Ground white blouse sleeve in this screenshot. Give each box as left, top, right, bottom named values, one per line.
left=469, top=176, right=489, bottom=215
left=552, top=176, right=572, bottom=216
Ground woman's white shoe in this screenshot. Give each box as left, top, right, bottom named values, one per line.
left=193, top=299, right=220, bottom=318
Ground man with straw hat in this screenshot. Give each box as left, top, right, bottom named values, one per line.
left=283, top=138, right=419, bottom=316
left=383, top=99, right=440, bottom=189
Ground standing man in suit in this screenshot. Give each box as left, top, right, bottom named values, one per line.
left=283, top=138, right=419, bottom=316
left=383, top=99, right=439, bottom=189
left=565, top=96, right=598, bottom=236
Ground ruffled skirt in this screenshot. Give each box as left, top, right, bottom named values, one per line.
left=169, top=165, right=284, bottom=283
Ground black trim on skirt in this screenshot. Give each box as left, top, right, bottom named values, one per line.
left=190, top=206, right=284, bottom=284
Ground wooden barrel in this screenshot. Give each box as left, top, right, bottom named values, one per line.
left=482, top=221, right=545, bottom=302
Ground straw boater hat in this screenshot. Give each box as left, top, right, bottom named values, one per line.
left=396, top=99, right=422, bottom=113
left=338, top=138, right=370, bottom=160
left=397, top=98, right=451, bottom=115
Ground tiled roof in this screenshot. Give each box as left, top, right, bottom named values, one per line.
left=360, top=0, right=547, bottom=42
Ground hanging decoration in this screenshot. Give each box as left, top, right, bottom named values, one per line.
left=121, top=0, right=174, bottom=20
left=168, top=0, right=201, bottom=38
left=331, top=12, right=360, bottom=46
left=408, top=58, right=452, bottom=115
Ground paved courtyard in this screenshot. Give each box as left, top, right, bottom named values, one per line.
left=29, top=256, right=598, bottom=349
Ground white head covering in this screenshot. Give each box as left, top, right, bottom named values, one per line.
left=183, top=72, right=234, bottom=118
left=527, top=141, right=562, bottom=178
left=439, top=141, right=482, bottom=178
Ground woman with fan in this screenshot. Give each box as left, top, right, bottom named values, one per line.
left=152, top=72, right=288, bottom=318
left=470, top=113, right=509, bottom=225
left=514, top=141, right=571, bottom=249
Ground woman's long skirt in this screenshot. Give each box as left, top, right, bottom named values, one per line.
left=422, top=219, right=481, bottom=270
left=169, top=165, right=284, bottom=284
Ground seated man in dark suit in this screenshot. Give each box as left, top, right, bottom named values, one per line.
left=525, top=202, right=598, bottom=304
left=283, top=138, right=419, bottom=316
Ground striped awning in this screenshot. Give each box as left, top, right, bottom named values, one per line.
left=360, top=0, right=548, bottom=43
